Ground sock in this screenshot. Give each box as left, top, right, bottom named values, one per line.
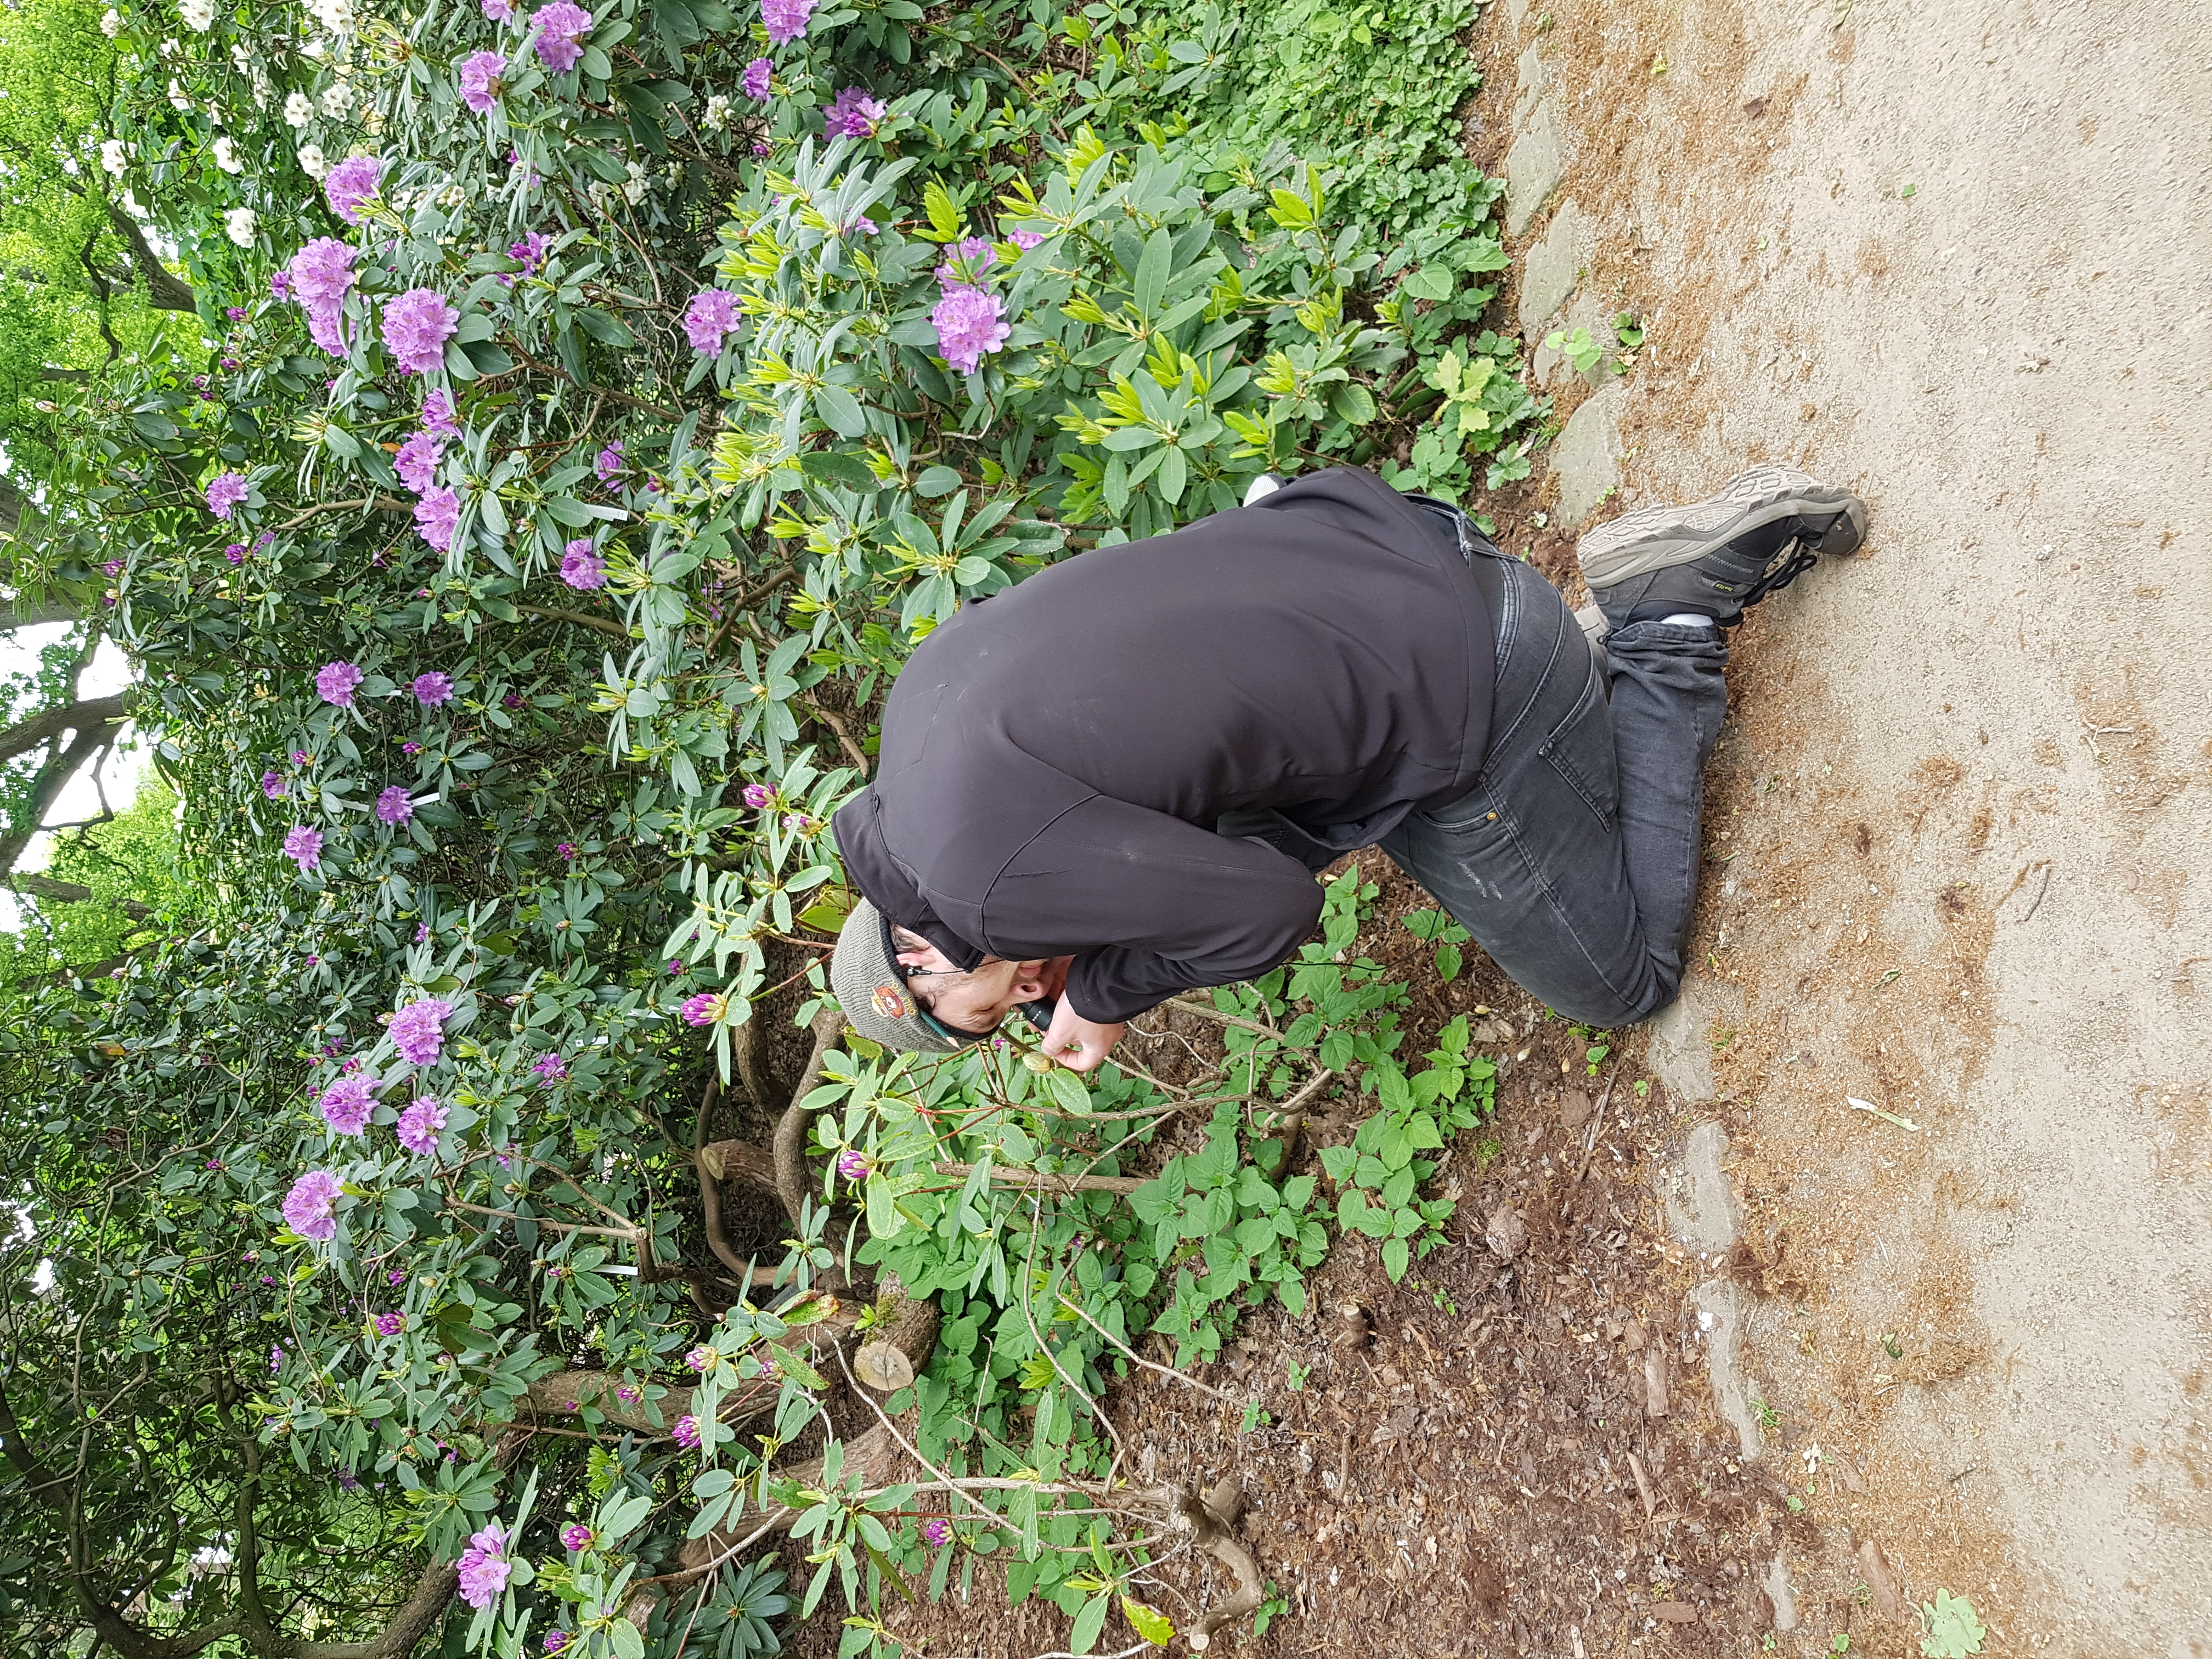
left=1660, top=612, right=1717, bottom=628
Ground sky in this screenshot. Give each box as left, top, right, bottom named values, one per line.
left=0, top=619, right=145, bottom=930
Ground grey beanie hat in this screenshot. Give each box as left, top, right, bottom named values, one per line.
left=828, top=898, right=969, bottom=1054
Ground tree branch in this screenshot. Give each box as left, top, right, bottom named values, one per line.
left=0, top=693, right=128, bottom=769
left=773, top=1007, right=845, bottom=1226
left=5, top=873, right=153, bottom=922
left=513, top=601, right=633, bottom=641
left=104, top=206, right=196, bottom=314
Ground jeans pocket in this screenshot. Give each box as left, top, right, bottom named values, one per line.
left=1537, top=664, right=1620, bottom=831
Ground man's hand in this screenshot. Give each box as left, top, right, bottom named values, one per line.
left=1039, top=999, right=1126, bottom=1074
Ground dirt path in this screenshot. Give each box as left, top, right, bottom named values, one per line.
left=1487, top=0, right=2212, bottom=1649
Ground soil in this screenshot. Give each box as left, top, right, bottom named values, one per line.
left=747, top=0, right=2212, bottom=1651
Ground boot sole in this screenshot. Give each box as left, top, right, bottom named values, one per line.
left=1578, top=465, right=1869, bottom=589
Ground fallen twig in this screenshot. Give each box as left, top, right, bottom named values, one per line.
left=929, top=1161, right=1143, bottom=1195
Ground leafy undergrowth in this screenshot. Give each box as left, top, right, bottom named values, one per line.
left=771, top=854, right=1837, bottom=1657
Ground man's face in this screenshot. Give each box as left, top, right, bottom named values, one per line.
left=890, top=928, right=1071, bottom=1036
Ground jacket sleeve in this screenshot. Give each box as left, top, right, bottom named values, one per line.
left=974, top=794, right=1325, bottom=1023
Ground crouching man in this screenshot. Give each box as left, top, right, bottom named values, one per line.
left=829, top=465, right=1865, bottom=1068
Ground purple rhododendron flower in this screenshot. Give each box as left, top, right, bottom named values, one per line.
left=225, top=541, right=246, bottom=563
left=935, top=235, right=996, bottom=293
left=455, top=1523, right=511, bottom=1610
left=288, top=238, right=357, bottom=348
left=458, top=50, right=505, bottom=112
left=1009, top=228, right=1044, bottom=250
left=324, top=155, right=384, bottom=224
left=594, top=441, right=624, bottom=483
left=420, top=388, right=460, bottom=438
left=315, top=661, right=365, bottom=706
left=413, top=670, right=454, bottom=706
left=560, top=1523, right=594, bottom=1551
left=533, top=1052, right=567, bottom=1082
left=544, top=1633, right=571, bottom=1654
left=262, top=770, right=285, bottom=798
left=930, top=287, right=1011, bottom=375
left=484, top=0, right=515, bottom=18
left=388, top=998, right=453, bottom=1066
left=226, top=304, right=248, bottom=321
left=283, top=1170, right=343, bottom=1240
left=682, top=287, right=738, bottom=354
left=509, top=231, right=549, bottom=273
left=205, top=472, right=250, bottom=519
left=556, top=841, right=577, bottom=859
left=374, top=1311, right=404, bottom=1336
left=559, top=540, right=606, bottom=589
left=679, top=992, right=724, bottom=1027
left=395, top=432, right=443, bottom=494
left=382, top=289, right=460, bottom=376
left=415, top=486, right=461, bottom=552
left=922, top=1517, right=952, bottom=1547
left=741, top=783, right=775, bottom=808
left=671, top=1414, right=701, bottom=1449
left=684, top=1344, right=716, bottom=1371
left=530, top=0, right=592, bottom=72
left=742, top=56, right=772, bottom=99
left=283, top=825, right=324, bottom=870
left=826, top=86, right=887, bottom=138
left=318, top=1074, right=377, bottom=1136
left=837, top=1149, right=869, bottom=1181
left=375, top=785, right=414, bottom=826
left=397, top=1094, right=449, bottom=1154
left=761, top=0, right=814, bottom=47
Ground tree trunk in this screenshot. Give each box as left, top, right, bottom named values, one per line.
left=106, top=206, right=198, bottom=313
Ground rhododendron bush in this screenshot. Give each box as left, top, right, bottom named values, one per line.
left=0, top=0, right=1536, bottom=1651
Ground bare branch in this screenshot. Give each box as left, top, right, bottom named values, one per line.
left=104, top=206, right=196, bottom=313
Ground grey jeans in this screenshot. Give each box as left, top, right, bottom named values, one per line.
left=1376, top=506, right=1729, bottom=1026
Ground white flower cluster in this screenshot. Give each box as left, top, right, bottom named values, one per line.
left=701, top=94, right=730, bottom=132
left=225, top=206, right=257, bottom=247
left=296, top=142, right=329, bottom=177
left=179, top=0, right=215, bottom=31
left=305, top=0, right=354, bottom=35
left=101, top=138, right=130, bottom=177
left=167, top=77, right=193, bottom=111
left=100, top=7, right=124, bottom=37
left=212, top=134, right=244, bottom=173
left=623, top=158, right=648, bottom=204
left=320, top=81, right=351, bottom=116
left=285, top=90, right=314, bottom=126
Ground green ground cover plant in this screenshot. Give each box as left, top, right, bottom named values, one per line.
left=0, top=0, right=1542, bottom=1654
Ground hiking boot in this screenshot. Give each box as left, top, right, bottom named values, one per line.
left=1577, top=465, right=1868, bottom=632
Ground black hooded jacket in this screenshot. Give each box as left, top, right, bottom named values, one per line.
left=832, top=467, right=1496, bottom=1022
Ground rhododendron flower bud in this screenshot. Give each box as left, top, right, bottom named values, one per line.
left=315, top=661, right=365, bottom=706
left=682, top=287, right=738, bottom=354
left=679, top=992, right=725, bottom=1027
left=282, top=1170, right=343, bottom=1240
left=930, top=287, right=1011, bottom=375
left=396, top=1096, right=448, bottom=1154
left=671, top=1414, right=701, bottom=1449
left=837, top=1149, right=870, bottom=1181
left=559, top=540, right=606, bottom=589
left=317, top=1075, right=376, bottom=1135
left=414, top=487, right=461, bottom=552
left=323, top=154, right=382, bottom=223
left=205, top=472, right=250, bottom=518
left=529, top=1, right=592, bottom=72
left=761, top=0, right=814, bottom=47
left=382, top=289, right=459, bottom=376
left=458, top=50, right=505, bottom=112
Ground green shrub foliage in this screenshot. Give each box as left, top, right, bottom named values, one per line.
left=0, top=1, right=1535, bottom=1652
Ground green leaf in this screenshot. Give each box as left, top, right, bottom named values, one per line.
left=1326, top=381, right=1376, bottom=425
left=1133, top=229, right=1171, bottom=319
left=1121, top=1596, right=1174, bottom=1646
left=799, top=449, right=877, bottom=492
left=575, top=308, right=636, bottom=347
left=1069, top=1590, right=1110, bottom=1654
left=923, top=178, right=962, bottom=240
left=1402, top=267, right=1453, bottom=302
left=1043, top=1066, right=1091, bottom=1115
left=914, top=465, right=964, bottom=496
left=1381, top=1235, right=1410, bottom=1282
